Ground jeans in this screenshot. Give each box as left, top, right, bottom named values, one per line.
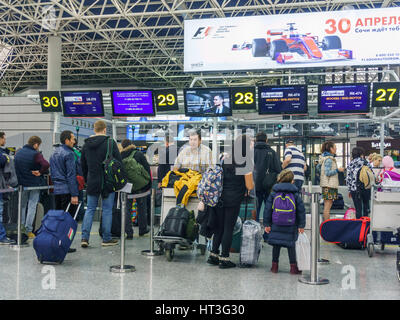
left=81, top=192, right=115, bottom=242
left=350, top=189, right=371, bottom=219
left=0, top=194, right=6, bottom=240
left=21, top=189, right=40, bottom=233
left=294, top=180, right=304, bottom=193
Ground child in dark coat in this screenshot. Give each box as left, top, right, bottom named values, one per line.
left=263, top=169, right=306, bottom=274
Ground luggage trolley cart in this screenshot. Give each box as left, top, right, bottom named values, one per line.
left=367, top=185, right=400, bottom=274
left=154, top=188, right=206, bottom=261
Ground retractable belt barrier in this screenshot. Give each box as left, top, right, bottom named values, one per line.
left=110, top=189, right=152, bottom=273
left=10, top=185, right=55, bottom=250
left=141, top=188, right=162, bottom=257
left=299, top=186, right=329, bottom=286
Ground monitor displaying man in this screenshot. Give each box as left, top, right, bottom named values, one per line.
left=184, top=88, right=232, bottom=117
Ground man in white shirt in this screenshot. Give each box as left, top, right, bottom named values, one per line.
left=173, top=129, right=213, bottom=173
left=282, top=140, right=307, bottom=192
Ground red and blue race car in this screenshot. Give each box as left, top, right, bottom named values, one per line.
left=251, top=23, right=353, bottom=64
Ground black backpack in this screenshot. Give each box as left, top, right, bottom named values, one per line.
left=262, top=149, right=278, bottom=191
left=161, top=205, right=190, bottom=238
left=102, top=138, right=128, bottom=192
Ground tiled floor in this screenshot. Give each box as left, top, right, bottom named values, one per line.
left=0, top=222, right=399, bottom=300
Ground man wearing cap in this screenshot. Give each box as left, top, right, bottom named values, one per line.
left=282, top=140, right=307, bottom=192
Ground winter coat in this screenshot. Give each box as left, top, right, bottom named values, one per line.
left=81, top=135, right=121, bottom=197
left=50, top=145, right=79, bottom=197
left=120, top=144, right=152, bottom=192
left=263, top=183, right=306, bottom=248
left=253, top=141, right=281, bottom=193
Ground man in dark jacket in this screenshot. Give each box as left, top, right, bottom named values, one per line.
left=120, top=139, right=151, bottom=237
left=80, top=120, right=121, bottom=247
left=50, top=130, right=80, bottom=253
left=0, top=132, right=16, bottom=245
left=15, top=136, right=50, bottom=238
left=253, top=132, right=281, bottom=222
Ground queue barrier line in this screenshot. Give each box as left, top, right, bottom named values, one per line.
left=141, top=188, right=162, bottom=257
left=110, top=189, right=152, bottom=273
left=299, top=191, right=329, bottom=286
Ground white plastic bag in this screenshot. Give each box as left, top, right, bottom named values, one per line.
left=296, top=233, right=311, bottom=271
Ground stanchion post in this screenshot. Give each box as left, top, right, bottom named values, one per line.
left=317, top=191, right=329, bottom=264
left=110, top=192, right=135, bottom=273
left=299, top=193, right=329, bottom=285
left=11, top=185, right=29, bottom=250
left=142, top=188, right=161, bottom=256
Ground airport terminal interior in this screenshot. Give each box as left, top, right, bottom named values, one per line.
left=1, top=1, right=400, bottom=301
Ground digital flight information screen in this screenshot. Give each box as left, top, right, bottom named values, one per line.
left=111, top=90, right=155, bottom=117
left=258, top=85, right=308, bottom=115
left=318, top=83, right=370, bottom=114
left=61, top=90, right=104, bottom=117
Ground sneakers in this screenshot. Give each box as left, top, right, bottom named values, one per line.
left=0, top=237, right=16, bottom=245
left=102, top=239, right=119, bottom=247
left=219, top=257, right=236, bottom=269
left=27, top=232, right=35, bottom=239
left=81, top=239, right=89, bottom=248
left=207, top=253, right=219, bottom=266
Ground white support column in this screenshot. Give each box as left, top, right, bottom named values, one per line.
left=47, top=36, right=62, bottom=144
left=112, top=120, right=117, bottom=141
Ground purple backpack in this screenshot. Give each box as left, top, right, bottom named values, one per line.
left=272, top=192, right=297, bottom=226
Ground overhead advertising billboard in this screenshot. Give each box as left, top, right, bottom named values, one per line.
left=184, top=7, right=400, bottom=72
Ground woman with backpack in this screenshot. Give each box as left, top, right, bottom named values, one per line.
left=263, top=169, right=306, bottom=274
left=206, top=134, right=254, bottom=269
left=346, top=147, right=373, bottom=219
left=318, top=141, right=345, bottom=221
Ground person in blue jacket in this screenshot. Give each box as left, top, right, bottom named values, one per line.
left=50, top=130, right=80, bottom=253
left=264, top=169, right=306, bottom=274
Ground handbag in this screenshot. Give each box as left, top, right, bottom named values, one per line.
left=296, top=233, right=311, bottom=271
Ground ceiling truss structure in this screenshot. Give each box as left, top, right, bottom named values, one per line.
left=0, top=0, right=399, bottom=93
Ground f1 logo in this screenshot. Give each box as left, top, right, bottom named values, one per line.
left=193, top=27, right=212, bottom=39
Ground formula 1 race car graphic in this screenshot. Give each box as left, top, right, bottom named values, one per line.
left=232, top=42, right=252, bottom=51
left=251, top=23, right=353, bottom=64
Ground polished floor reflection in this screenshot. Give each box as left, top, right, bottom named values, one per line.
left=0, top=222, right=399, bottom=300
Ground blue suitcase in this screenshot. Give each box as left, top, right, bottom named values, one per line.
left=33, top=203, right=81, bottom=264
